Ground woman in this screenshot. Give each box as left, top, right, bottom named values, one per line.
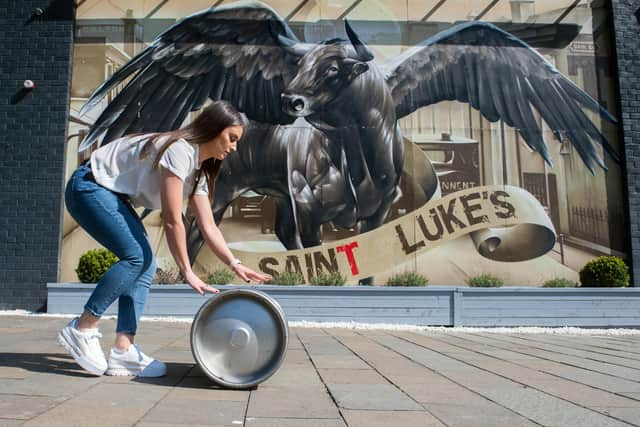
left=58, top=100, right=271, bottom=377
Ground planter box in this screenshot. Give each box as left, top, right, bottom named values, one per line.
left=453, top=287, right=640, bottom=327
left=46, top=283, right=640, bottom=327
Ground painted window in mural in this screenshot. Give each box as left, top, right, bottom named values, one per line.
left=63, top=0, right=625, bottom=286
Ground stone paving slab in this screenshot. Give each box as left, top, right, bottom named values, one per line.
left=0, top=394, right=65, bottom=420
left=247, top=386, right=340, bottom=419
left=407, top=333, right=640, bottom=409
left=447, top=332, right=640, bottom=393
left=340, top=409, right=445, bottom=427
left=376, top=333, right=635, bottom=426
left=327, top=383, right=423, bottom=411
left=244, top=418, right=345, bottom=427
left=0, top=315, right=639, bottom=426
left=141, top=398, right=247, bottom=425
left=469, top=333, right=640, bottom=380
left=503, top=334, right=640, bottom=367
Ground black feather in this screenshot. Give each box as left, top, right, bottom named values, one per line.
left=80, top=3, right=300, bottom=151
left=385, top=20, right=620, bottom=171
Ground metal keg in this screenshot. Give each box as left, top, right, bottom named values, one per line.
left=190, top=288, right=289, bottom=389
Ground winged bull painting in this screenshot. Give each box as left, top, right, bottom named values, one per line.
left=76, top=1, right=621, bottom=284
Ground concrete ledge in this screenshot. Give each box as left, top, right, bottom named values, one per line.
left=46, top=283, right=640, bottom=327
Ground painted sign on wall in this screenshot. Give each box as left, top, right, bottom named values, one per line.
left=61, top=0, right=626, bottom=286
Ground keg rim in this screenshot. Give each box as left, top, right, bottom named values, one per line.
left=190, top=287, right=289, bottom=389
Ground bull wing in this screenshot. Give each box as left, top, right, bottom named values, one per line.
left=384, top=21, right=619, bottom=173
left=79, top=1, right=301, bottom=151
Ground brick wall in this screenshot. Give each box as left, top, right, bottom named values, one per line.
left=0, top=0, right=74, bottom=310
left=611, top=0, right=640, bottom=285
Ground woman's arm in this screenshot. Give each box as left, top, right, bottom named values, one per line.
left=188, top=193, right=272, bottom=283
left=160, top=168, right=219, bottom=295
left=188, top=193, right=236, bottom=266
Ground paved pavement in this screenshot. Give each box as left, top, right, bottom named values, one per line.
left=1, top=316, right=640, bottom=426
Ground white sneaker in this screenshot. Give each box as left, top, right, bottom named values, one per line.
left=57, top=316, right=108, bottom=376
left=105, top=343, right=167, bottom=377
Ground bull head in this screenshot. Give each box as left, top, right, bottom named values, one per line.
left=280, top=20, right=375, bottom=117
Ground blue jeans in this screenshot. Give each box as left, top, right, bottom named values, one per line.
left=64, top=164, right=157, bottom=335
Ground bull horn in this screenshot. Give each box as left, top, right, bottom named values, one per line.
left=277, top=34, right=313, bottom=57
left=345, top=19, right=374, bottom=61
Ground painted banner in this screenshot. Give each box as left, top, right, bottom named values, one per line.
left=197, top=185, right=555, bottom=282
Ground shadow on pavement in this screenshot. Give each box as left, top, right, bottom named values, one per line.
left=0, top=355, right=260, bottom=391
left=127, top=363, right=259, bottom=390
left=0, top=352, right=98, bottom=378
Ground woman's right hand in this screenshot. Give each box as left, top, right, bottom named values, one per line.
left=183, top=270, right=220, bottom=296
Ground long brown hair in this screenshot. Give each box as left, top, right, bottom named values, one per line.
left=136, top=100, right=247, bottom=204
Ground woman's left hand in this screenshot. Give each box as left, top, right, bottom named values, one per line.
left=232, top=264, right=272, bottom=284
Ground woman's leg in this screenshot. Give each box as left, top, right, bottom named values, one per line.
left=65, top=165, right=156, bottom=344
left=114, top=254, right=157, bottom=350
left=77, top=310, right=100, bottom=330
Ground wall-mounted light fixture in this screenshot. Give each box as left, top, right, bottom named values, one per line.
left=25, top=6, right=45, bottom=24
left=10, top=80, right=36, bottom=104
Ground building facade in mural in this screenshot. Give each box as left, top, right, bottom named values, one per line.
left=65, top=0, right=623, bottom=285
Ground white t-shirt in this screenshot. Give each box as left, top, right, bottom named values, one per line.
left=89, top=133, right=209, bottom=209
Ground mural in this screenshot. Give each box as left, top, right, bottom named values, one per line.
left=62, top=0, right=626, bottom=286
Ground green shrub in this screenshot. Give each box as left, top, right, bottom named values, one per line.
left=76, top=248, right=119, bottom=283
left=385, top=271, right=429, bottom=287
left=206, top=268, right=236, bottom=285
left=309, top=271, right=347, bottom=286
left=466, top=274, right=504, bottom=287
left=542, top=277, right=577, bottom=288
left=265, top=271, right=306, bottom=285
left=579, top=255, right=629, bottom=287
